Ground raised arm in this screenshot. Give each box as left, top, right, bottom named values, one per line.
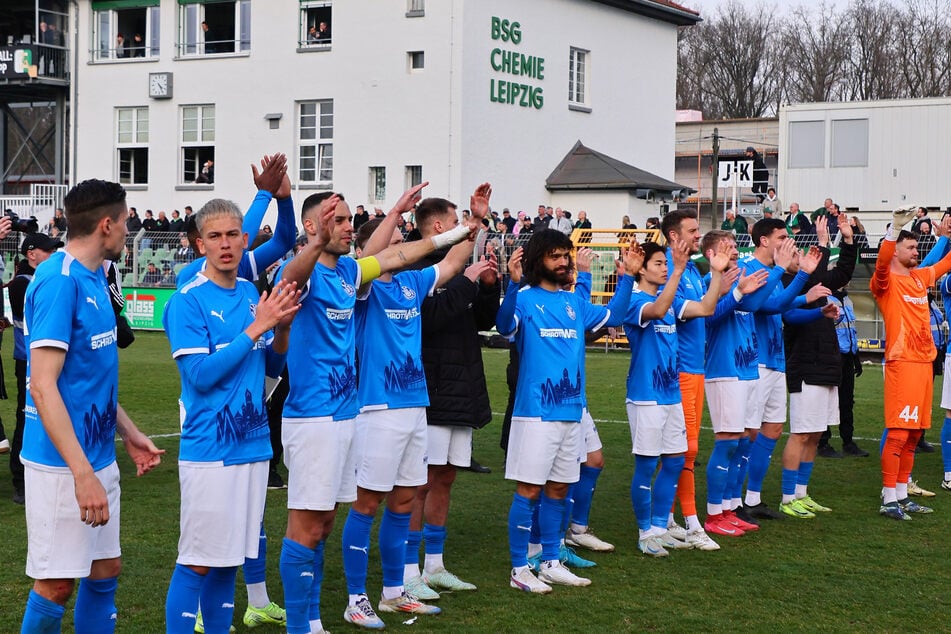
left=872, top=206, right=917, bottom=297
left=682, top=238, right=730, bottom=318
left=641, top=240, right=689, bottom=321
left=244, top=153, right=287, bottom=236
left=361, top=182, right=428, bottom=258
left=279, top=197, right=336, bottom=289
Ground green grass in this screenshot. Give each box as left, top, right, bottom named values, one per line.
left=0, top=332, right=946, bottom=632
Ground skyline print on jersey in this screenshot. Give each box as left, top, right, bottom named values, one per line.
left=541, top=368, right=583, bottom=407
left=216, top=388, right=268, bottom=444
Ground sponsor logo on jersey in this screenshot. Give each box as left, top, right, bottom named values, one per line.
left=384, top=308, right=420, bottom=320
left=902, top=294, right=927, bottom=305
left=326, top=308, right=353, bottom=321
left=90, top=328, right=117, bottom=350
left=539, top=328, right=577, bottom=339
left=653, top=324, right=676, bottom=334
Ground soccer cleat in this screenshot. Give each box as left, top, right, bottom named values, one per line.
left=560, top=544, right=597, bottom=568
left=637, top=534, right=670, bottom=558
left=685, top=527, right=720, bottom=551
left=194, top=612, right=235, bottom=633
left=665, top=523, right=688, bottom=542
left=0, top=439, right=9, bottom=453
left=266, top=469, right=286, bottom=490
left=842, top=442, right=870, bottom=457
left=817, top=444, right=843, bottom=458
left=723, top=509, right=759, bottom=532
left=899, top=498, right=934, bottom=514
left=746, top=502, right=784, bottom=520
left=243, top=602, right=286, bottom=628
left=565, top=527, right=615, bottom=552
left=537, top=560, right=591, bottom=586
left=655, top=530, right=690, bottom=550
left=510, top=567, right=552, bottom=594
left=909, top=480, right=936, bottom=497
left=880, top=501, right=912, bottom=521
left=942, top=479, right=951, bottom=492
left=779, top=499, right=816, bottom=519
left=422, top=568, right=476, bottom=592
left=796, top=496, right=831, bottom=513
left=734, top=506, right=761, bottom=527
left=405, top=575, right=440, bottom=601
left=703, top=514, right=745, bottom=537
left=916, top=439, right=936, bottom=453
left=344, top=595, right=386, bottom=629
left=378, top=592, right=441, bottom=616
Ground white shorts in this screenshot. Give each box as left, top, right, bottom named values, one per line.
left=940, top=354, right=951, bottom=410
left=789, top=384, right=840, bottom=434
left=427, top=425, right=472, bottom=468
left=505, top=418, right=582, bottom=485
left=746, top=367, right=787, bottom=427
left=177, top=460, right=268, bottom=567
left=705, top=378, right=754, bottom=434
left=357, top=407, right=428, bottom=491
left=581, top=407, right=603, bottom=457
left=25, top=461, right=121, bottom=579
left=283, top=418, right=359, bottom=510
left=626, top=402, right=688, bottom=456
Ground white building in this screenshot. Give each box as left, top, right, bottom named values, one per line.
left=71, top=0, right=698, bottom=228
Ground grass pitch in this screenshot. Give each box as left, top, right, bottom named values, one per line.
left=0, top=332, right=945, bottom=632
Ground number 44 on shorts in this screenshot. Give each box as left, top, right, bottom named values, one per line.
left=899, top=405, right=920, bottom=423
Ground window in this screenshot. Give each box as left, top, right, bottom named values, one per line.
left=178, top=0, right=250, bottom=56
left=788, top=120, right=825, bottom=169
left=298, top=100, right=334, bottom=184
left=406, top=0, right=424, bottom=18
left=831, top=119, right=869, bottom=168
left=299, top=1, right=332, bottom=48
left=92, top=2, right=160, bottom=61
left=369, top=167, right=386, bottom=204
left=569, top=47, right=588, bottom=106
left=405, top=165, right=422, bottom=189
left=116, top=107, right=149, bottom=185
left=181, top=105, right=215, bottom=184
left=408, top=51, right=424, bottom=71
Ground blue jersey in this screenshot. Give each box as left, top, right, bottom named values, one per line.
left=668, top=251, right=706, bottom=374
left=21, top=252, right=118, bottom=470
left=356, top=266, right=438, bottom=411
left=704, top=281, right=759, bottom=381
left=280, top=256, right=362, bottom=421
left=498, top=280, right=627, bottom=422
left=163, top=275, right=274, bottom=465
left=740, top=259, right=809, bottom=372
left=624, top=289, right=681, bottom=405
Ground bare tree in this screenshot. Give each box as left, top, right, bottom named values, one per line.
left=781, top=3, right=851, bottom=104
left=896, top=0, right=951, bottom=98
left=843, top=0, right=904, bottom=101
left=676, top=24, right=707, bottom=113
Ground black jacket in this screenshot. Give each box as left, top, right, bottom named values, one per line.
left=782, top=240, right=858, bottom=391
left=409, top=248, right=500, bottom=428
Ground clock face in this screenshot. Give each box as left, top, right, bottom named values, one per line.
left=149, top=73, right=171, bottom=98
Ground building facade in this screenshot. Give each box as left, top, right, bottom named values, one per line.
left=71, top=0, right=697, bottom=227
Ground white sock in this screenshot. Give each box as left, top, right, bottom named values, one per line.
left=527, top=542, right=542, bottom=558
left=896, top=482, right=908, bottom=500
left=651, top=525, right=667, bottom=537
left=795, top=484, right=808, bottom=499
left=706, top=503, right=721, bottom=516
left=404, top=563, right=421, bottom=581
left=781, top=493, right=795, bottom=504
left=638, top=528, right=651, bottom=539
left=513, top=565, right=528, bottom=575
left=348, top=593, right=364, bottom=607
left=667, top=512, right=677, bottom=527
left=310, top=619, right=324, bottom=634
left=908, top=475, right=914, bottom=484
left=883, top=487, right=898, bottom=504
left=381, top=585, right=403, bottom=600
left=569, top=522, right=587, bottom=534
left=685, top=515, right=702, bottom=531
left=731, top=497, right=742, bottom=510
left=423, top=553, right=444, bottom=574
left=944, top=471, right=951, bottom=481
left=246, top=582, right=269, bottom=609
left=745, top=491, right=761, bottom=507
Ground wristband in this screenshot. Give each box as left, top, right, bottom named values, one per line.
left=430, top=224, right=471, bottom=250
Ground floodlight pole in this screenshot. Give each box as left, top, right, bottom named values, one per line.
left=710, top=127, right=719, bottom=231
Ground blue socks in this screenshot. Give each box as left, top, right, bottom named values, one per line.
left=781, top=468, right=798, bottom=497
left=529, top=502, right=541, bottom=545
left=342, top=508, right=374, bottom=595
left=280, top=538, right=316, bottom=634
left=731, top=436, right=752, bottom=500
left=797, top=461, right=814, bottom=488
left=166, top=565, right=203, bottom=634
left=22, top=590, right=65, bottom=634
left=745, top=434, right=778, bottom=495
left=508, top=493, right=535, bottom=567
left=379, top=508, right=411, bottom=590
left=423, top=523, right=446, bottom=556
left=310, top=541, right=325, bottom=622
left=631, top=455, right=658, bottom=532
left=706, top=439, right=738, bottom=505
left=571, top=465, right=602, bottom=527
left=942, top=417, right=951, bottom=473
left=198, top=567, right=238, bottom=634
left=404, top=530, right=422, bottom=566
left=538, top=494, right=566, bottom=561
left=243, top=523, right=268, bottom=586
left=75, top=576, right=118, bottom=634
left=652, top=456, right=685, bottom=529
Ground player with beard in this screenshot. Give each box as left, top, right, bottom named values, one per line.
left=498, top=230, right=637, bottom=593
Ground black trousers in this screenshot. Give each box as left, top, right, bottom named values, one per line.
left=10, top=359, right=26, bottom=493
left=822, top=354, right=857, bottom=446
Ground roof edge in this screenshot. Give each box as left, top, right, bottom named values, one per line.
left=588, top=0, right=701, bottom=27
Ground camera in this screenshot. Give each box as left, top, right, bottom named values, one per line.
left=4, top=211, right=39, bottom=234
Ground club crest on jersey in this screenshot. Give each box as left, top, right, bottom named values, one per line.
left=249, top=300, right=257, bottom=317
left=565, top=304, right=576, bottom=320
left=401, top=286, right=416, bottom=300
left=341, top=280, right=355, bottom=296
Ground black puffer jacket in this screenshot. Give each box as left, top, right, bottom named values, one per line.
left=782, top=240, right=858, bottom=391
left=410, top=248, right=500, bottom=428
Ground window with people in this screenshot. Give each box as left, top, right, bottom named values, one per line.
left=299, top=1, right=332, bottom=48
left=179, top=0, right=250, bottom=56
left=92, top=4, right=159, bottom=61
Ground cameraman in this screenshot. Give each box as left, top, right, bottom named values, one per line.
left=9, top=232, right=61, bottom=504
